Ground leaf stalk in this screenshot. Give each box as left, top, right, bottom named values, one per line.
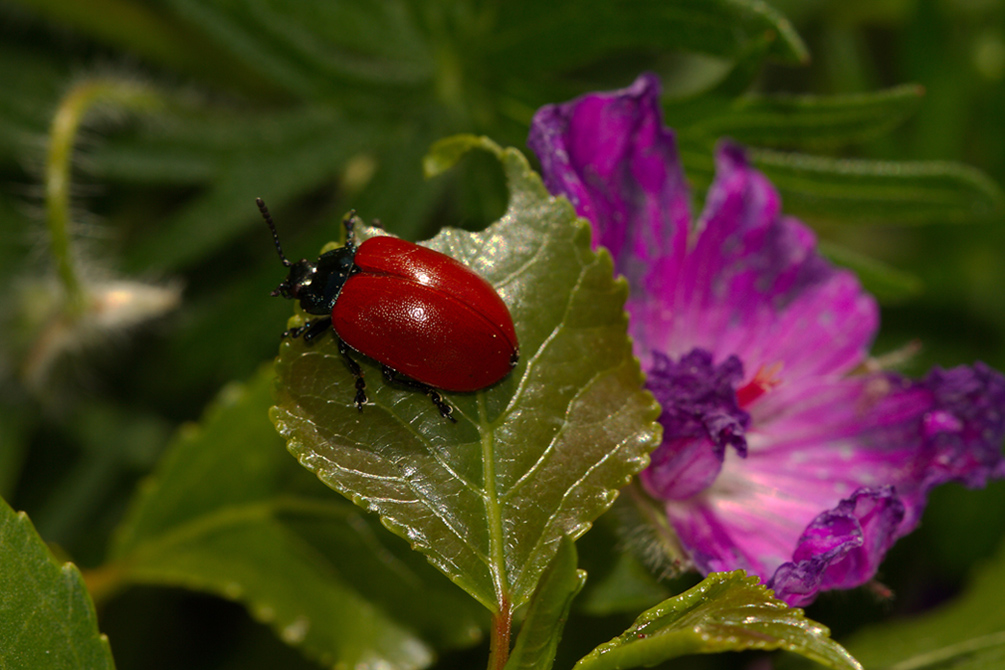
left=488, top=599, right=512, bottom=670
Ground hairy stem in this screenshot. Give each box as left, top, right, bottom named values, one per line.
left=45, top=77, right=163, bottom=314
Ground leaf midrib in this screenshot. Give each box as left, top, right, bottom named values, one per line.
left=479, top=393, right=507, bottom=614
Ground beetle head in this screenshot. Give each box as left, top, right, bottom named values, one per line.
left=259, top=198, right=359, bottom=315
left=258, top=197, right=319, bottom=305
left=271, top=259, right=317, bottom=301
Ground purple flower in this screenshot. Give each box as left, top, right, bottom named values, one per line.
left=528, top=73, right=1005, bottom=606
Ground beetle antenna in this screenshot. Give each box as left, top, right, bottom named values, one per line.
left=343, top=209, right=358, bottom=250
left=257, top=197, right=292, bottom=267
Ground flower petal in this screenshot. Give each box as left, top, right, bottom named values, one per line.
left=528, top=73, right=691, bottom=355
left=891, top=362, right=1005, bottom=525
left=768, top=487, right=905, bottom=606
left=664, top=144, right=879, bottom=381
left=667, top=363, right=1005, bottom=603
left=528, top=72, right=689, bottom=269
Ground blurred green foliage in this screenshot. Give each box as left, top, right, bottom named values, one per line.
left=1, top=0, right=1004, bottom=668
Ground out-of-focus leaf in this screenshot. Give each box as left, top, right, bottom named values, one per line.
left=674, top=85, right=925, bottom=149
left=753, top=149, right=1005, bottom=224
left=0, top=409, right=29, bottom=498
left=346, top=117, right=452, bottom=240
left=0, top=42, right=65, bottom=161
left=576, top=550, right=674, bottom=618
left=165, top=0, right=434, bottom=99
left=658, top=33, right=779, bottom=130
left=9, top=0, right=269, bottom=96
left=836, top=540, right=1005, bottom=670
left=105, top=366, right=484, bottom=669
left=818, top=241, right=923, bottom=304
left=0, top=497, right=115, bottom=670
left=272, top=136, right=662, bottom=613
left=505, top=537, right=586, bottom=670
left=120, top=108, right=379, bottom=273
left=490, top=0, right=808, bottom=74
left=679, top=142, right=1005, bottom=225
left=574, top=571, right=862, bottom=670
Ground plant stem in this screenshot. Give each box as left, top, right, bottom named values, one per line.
left=488, top=599, right=512, bottom=670
left=45, top=78, right=163, bottom=315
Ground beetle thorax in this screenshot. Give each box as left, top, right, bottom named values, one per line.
left=275, top=247, right=357, bottom=316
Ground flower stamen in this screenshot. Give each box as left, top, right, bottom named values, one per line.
left=736, top=362, right=784, bottom=407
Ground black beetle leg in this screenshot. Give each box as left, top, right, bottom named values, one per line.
left=283, top=317, right=332, bottom=343
left=382, top=366, right=456, bottom=422
left=338, top=339, right=367, bottom=412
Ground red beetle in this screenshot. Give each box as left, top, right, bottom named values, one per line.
left=258, top=199, right=519, bottom=420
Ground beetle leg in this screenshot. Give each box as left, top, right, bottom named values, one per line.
left=337, top=339, right=367, bottom=411
left=283, top=317, right=332, bottom=343
left=381, top=366, right=456, bottom=422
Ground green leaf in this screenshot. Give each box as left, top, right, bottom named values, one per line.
left=10, top=0, right=270, bottom=97
left=674, top=85, right=925, bottom=150
left=272, top=136, right=662, bottom=614
left=679, top=142, right=1005, bottom=225
left=0, top=42, right=66, bottom=161
left=165, top=0, right=434, bottom=98
left=836, top=540, right=1005, bottom=670
left=423, top=134, right=487, bottom=179
left=575, top=489, right=684, bottom=617
left=818, top=241, right=923, bottom=304
left=574, top=571, right=862, bottom=670
left=107, top=366, right=483, bottom=669
left=505, top=537, right=586, bottom=670
left=659, top=34, right=778, bottom=130
left=490, top=0, right=808, bottom=74
left=576, top=551, right=673, bottom=618
left=752, top=149, right=1005, bottom=224
left=0, top=497, right=115, bottom=670
left=119, top=106, right=379, bottom=273
left=0, top=408, right=30, bottom=499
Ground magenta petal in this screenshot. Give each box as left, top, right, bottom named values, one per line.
left=664, top=503, right=763, bottom=576
left=664, top=144, right=879, bottom=381
left=643, top=436, right=726, bottom=502
left=768, top=487, right=905, bottom=607
left=528, top=73, right=691, bottom=356
left=672, top=364, right=1005, bottom=603
left=752, top=363, right=1005, bottom=536
left=882, top=362, right=1005, bottom=530
left=917, top=363, right=1005, bottom=482
left=528, top=72, right=689, bottom=272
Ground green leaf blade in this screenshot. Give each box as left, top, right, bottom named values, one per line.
left=272, top=139, right=662, bottom=614
left=490, top=0, right=807, bottom=74
left=505, top=537, right=586, bottom=670
left=108, top=367, right=483, bottom=669
left=0, top=498, right=115, bottom=670
left=752, top=149, right=1005, bottom=225
left=166, top=0, right=434, bottom=98
left=680, top=142, right=1005, bottom=226
left=818, top=241, right=923, bottom=304
left=837, top=541, right=1005, bottom=670
left=118, top=505, right=438, bottom=670
left=677, top=85, right=925, bottom=150
left=574, top=571, right=862, bottom=670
